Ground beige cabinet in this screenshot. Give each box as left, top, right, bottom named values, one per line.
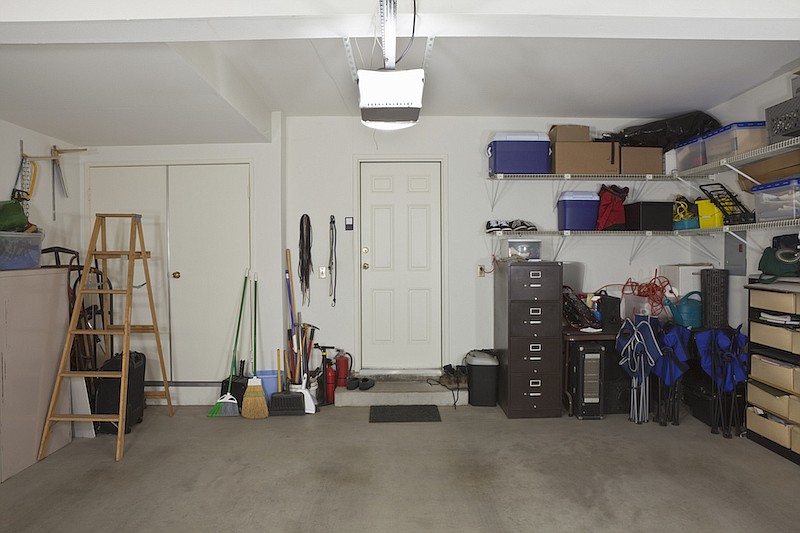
left=0, top=268, right=72, bottom=482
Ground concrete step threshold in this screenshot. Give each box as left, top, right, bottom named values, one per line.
left=333, top=375, right=468, bottom=407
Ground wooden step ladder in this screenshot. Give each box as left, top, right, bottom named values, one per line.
left=38, top=214, right=173, bottom=461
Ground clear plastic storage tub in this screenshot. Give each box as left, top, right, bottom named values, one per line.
left=0, top=231, right=43, bottom=270
left=702, top=121, right=767, bottom=163
left=752, top=178, right=800, bottom=222
left=675, top=137, right=705, bottom=171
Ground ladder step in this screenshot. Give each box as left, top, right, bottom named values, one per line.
left=108, top=324, right=156, bottom=333
left=70, top=328, right=125, bottom=336
left=79, top=289, right=128, bottom=295
left=60, top=370, right=123, bottom=378
left=144, top=391, right=168, bottom=399
left=91, top=251, right=151, bottom=259
left=50, top=414, right=120, bottom=422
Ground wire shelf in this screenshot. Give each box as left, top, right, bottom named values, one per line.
left=679, top=136, right=800, bottom=177
left=489, top=173, right=710, bottom=181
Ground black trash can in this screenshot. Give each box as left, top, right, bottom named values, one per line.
left=466, top=351, right=499, bottom=406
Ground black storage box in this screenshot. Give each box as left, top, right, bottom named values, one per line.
left=624, top=202, right=673, bottom=231
left=568, top=342, right=604, bottom=420
left=95, top=351, right=146, bottom=434
left=466, top=350, right=499, bottom=406
left=682, top=366, right=744, bottom=428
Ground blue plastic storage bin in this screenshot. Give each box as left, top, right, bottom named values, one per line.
left=557, top=191, right=600, bottom=230
left=488, top=132, right=550, bottom=175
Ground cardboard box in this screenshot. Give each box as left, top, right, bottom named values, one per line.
left=620, top=146, right=663, bottom=174
left=750, top=288, right=800, bottom=314
left=750, top=353, right=800, bottom=392
left=548, top=125, right=590, bottom=143
left=746, top=406, right=793, bottom=448
left=738, top=150, right=800, bottom=192
left=793, top=425, right=800, bottom=454
left=552, top=142, right=620, bottom=174
left=747, top=381, right=791, bottom=418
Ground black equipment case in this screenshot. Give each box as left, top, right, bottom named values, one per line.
left=568, top=342, right=604, bottom=419
left=95, top=351, right=146, bottom=434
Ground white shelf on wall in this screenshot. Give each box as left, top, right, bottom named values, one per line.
left=678, top=136, right=800, bottom=177
left=489, top=173, right=711, bottom=181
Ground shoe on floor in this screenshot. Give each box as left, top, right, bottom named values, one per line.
left=346, top=377, right=360, bottom=390
left=359, top=378, right=375, bottom=390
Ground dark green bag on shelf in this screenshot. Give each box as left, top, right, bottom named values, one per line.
left=758, top=246, right=800, bottom=283
left=0, top=200, right=28, bottom=232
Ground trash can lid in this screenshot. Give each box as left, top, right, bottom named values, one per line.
left=466, top=350, right=499, bottom=366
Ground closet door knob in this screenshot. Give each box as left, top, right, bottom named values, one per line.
left=362, top=263, right=370, bottom=270
left=172, top=272, right=181, bottom=279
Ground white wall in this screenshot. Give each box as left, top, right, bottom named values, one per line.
left=285, top=116, right=694, bottom=368
left=0, top=119, right=81, bottom=250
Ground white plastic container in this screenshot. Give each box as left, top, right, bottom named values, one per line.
left=675, top=137, right=705, bottom=171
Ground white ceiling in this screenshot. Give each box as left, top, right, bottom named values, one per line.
left=0, top=2, right=799, bottom=146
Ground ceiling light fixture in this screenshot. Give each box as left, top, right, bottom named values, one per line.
left=356, top=0, right=425, bottom=131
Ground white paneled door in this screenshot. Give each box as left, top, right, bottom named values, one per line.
left=87, top=164, right=250, bottom=383
left=360, top=161, right=442, bottom=369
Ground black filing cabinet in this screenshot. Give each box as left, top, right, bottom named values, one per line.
left=494, top=261, right=563, bottom=418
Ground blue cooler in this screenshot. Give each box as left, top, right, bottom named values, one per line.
left=557, top=191, right=600, bottom=230
left=488, top=132, right=550, bottom=175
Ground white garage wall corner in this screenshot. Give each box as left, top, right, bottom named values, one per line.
left=285, top=115, right=693, bottom=368
left=0, top=118, right=82, bottom=252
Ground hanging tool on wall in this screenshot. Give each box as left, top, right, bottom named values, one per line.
left=299, top=214, right=313, bottom=306
left=11, top=141, right=85, bottom=220
left=328, top=215, right=338, bottom=307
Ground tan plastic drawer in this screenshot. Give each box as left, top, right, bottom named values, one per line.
left=750, top=289, right=800, bottom=314
left=747, top=381, right=791, bottom=418
left=746, top=407, right=793, bottom=448
left=750, top=353, right=800, bottom=393
left=749, top=322, right=800, bottom=355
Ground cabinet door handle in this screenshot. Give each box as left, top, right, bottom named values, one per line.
left=525, top=320, right=542, bottom=325
left=529, top=379, right=542, bottom=387
left=529, top=271, right=542, bottom=279
left=529, top=307, right=541, bottom=316
left=529, top=343, right=542, bottom=352
left=526, top=283, right=542, bottom=289
left=524, top=356, right=542, bottom=361
left=525, top=392, right=542, bottom=397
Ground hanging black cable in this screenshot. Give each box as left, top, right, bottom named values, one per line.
left=299, top=214, right=313, bottom=306
left=395, top=0, right=417, bottom=64
left=328, top=215, right=337, bottom=307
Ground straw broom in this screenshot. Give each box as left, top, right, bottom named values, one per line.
left=242, top=272, right=269, bottom=419
left=209, top=270, right=249, bottom=417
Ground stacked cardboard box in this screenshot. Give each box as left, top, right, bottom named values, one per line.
left=549, top=125, right=663, bottom=175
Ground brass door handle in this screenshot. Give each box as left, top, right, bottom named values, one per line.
left=362, top=263, right=370, bottom=270
left=172, top=272, right=181, bottom=279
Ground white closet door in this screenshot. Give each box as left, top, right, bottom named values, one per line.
left=167, top=164, right=250, bottom=382
left=87, top=165, right=170, bottom=381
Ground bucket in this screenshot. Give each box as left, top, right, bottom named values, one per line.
left=255, top=370, right=279, bottom=406
left=664, top=291, right=702, bottom=328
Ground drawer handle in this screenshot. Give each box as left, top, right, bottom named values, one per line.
left=526, top=283, right=542, bottom=288
left=525, top=320, right=542, bottom=325
left=529, top=307, right=542, bottom=316
left=529, top=379, right=542, bottom=387
left=524, top=356, right=542, bottom=362
left=529, top=271, right=542, bottom=279
left=525, top=392, right=542, bottom=397
left=529, top=343, right=542, bottom=352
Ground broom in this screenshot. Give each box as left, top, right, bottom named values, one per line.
left=209, top=270, right=249, bottom=417
left=242, top=273, right=269, bottom=419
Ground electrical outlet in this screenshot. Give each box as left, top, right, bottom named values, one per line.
left=318, top=266, right=327, bottom=279
left=478, top=265, right=486, bottom=277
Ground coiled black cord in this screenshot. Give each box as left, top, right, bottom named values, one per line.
left=299, top=214, right=313, bottom=306
left=329, top=215, right=337, bottom=307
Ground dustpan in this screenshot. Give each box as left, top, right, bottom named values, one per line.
left=269, top=349, right=305, bottom=416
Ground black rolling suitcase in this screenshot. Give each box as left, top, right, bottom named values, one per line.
left=95, top=351, right=146, bottom=434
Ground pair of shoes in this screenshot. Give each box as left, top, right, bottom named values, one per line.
left=485, top=220, right=511, bottom=233
left=346, top=377, right=375, bottom=390
left=509, top=219, right=537, bottom=231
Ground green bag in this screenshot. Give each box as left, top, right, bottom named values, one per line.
left=758, top=246, right=800, bottom=283
left=0, top=200, right=28, bottom=232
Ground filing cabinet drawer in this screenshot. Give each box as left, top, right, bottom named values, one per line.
left=508, top=337, right=561, bottom=374
left=509, top=264, right=561, bottom=301
left=508, top=301, right=562, bottom=337
left=507, top=372, right=562, bottom=413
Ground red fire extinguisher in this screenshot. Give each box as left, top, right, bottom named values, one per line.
left=325, top=363, right=336, bottom=403
left=335, top=351, right=351, bottom=388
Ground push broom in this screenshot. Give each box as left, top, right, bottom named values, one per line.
left=242, top=272, right=269, bottom=419
left=208, top=270, right=249, bottom=417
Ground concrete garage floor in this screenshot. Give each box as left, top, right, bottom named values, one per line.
left=1, top=404, right=798, bottom=533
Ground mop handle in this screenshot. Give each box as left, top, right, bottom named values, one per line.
left=227, top=270, right=249, bottom=394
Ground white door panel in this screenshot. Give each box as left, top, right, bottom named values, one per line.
left=360, top=161, right=442, bottom=369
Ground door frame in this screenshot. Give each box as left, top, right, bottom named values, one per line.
left=352, top=155, right=449, bottom=374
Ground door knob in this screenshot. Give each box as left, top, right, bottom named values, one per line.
left=172, top=271, right=181, bottom=279
left=362, top=263, right=370, bottom=270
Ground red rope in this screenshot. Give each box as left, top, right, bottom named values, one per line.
left=595, top=272, right=676, bottom=317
